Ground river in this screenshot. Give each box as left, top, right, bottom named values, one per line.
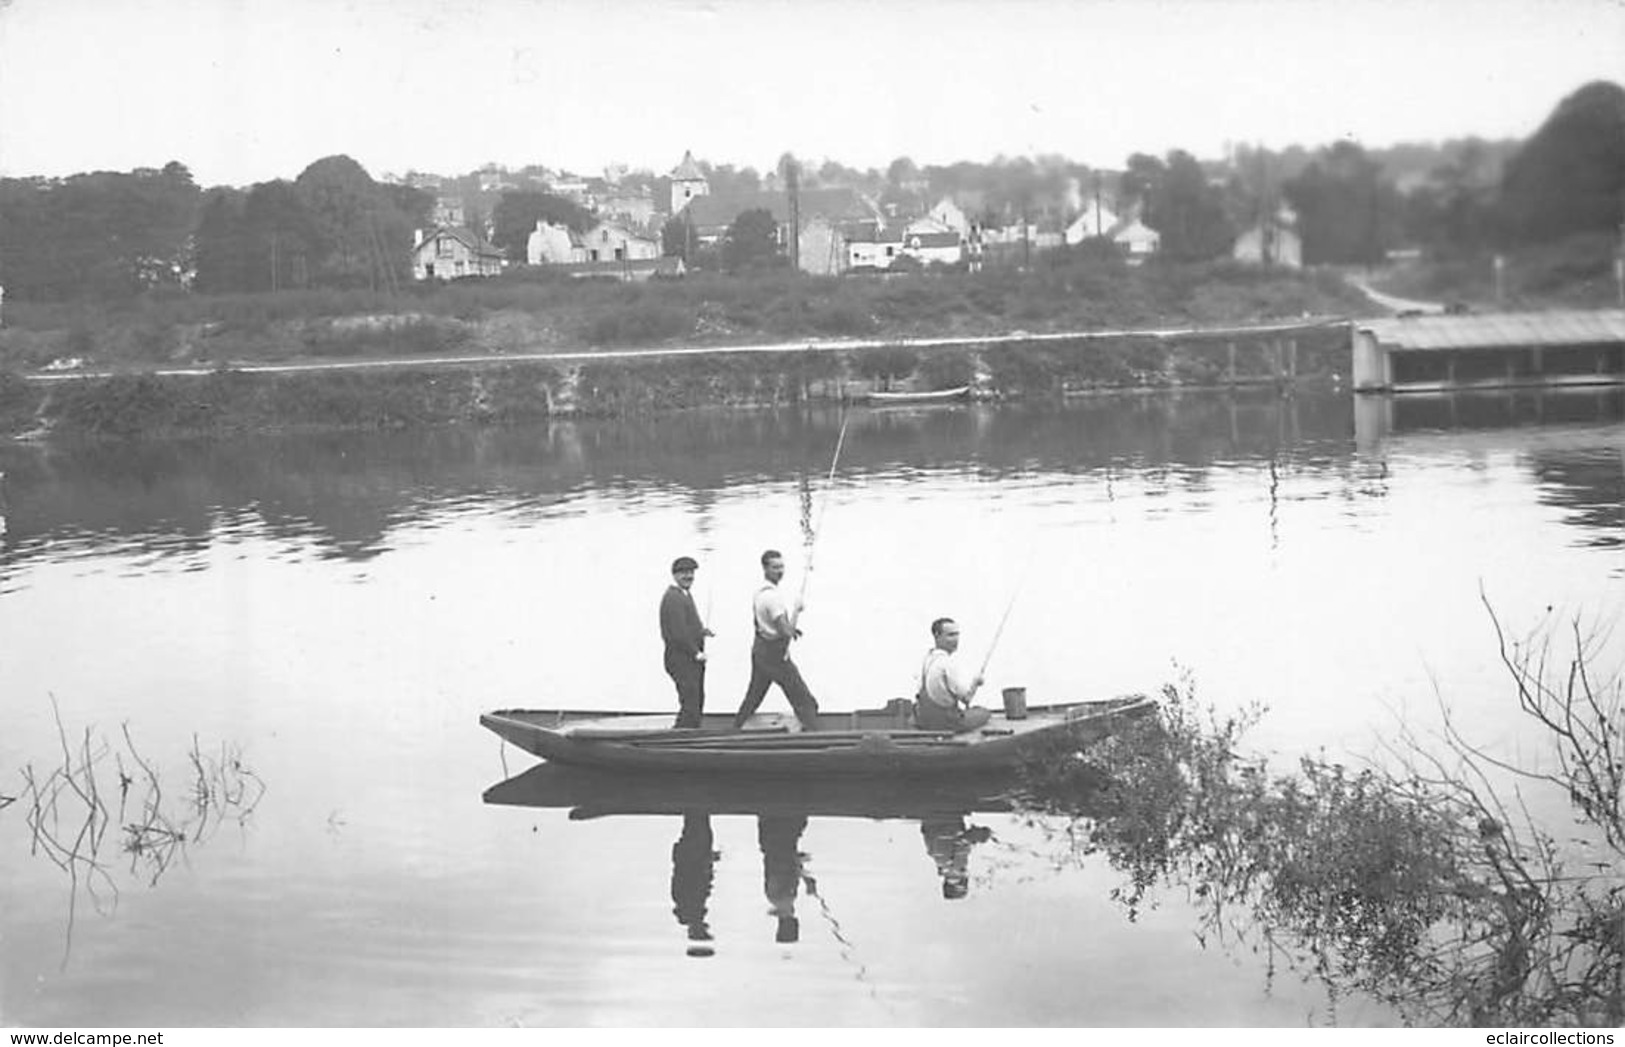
left=1, top=387, right=1621, bottom=1027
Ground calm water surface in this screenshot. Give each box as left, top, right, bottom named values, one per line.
left=1, top=389, right=1621, bottom=1027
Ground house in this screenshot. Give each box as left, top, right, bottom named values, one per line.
left=1107, top=216, right=1160, bottom=258
left=798, top=215, right=846, bottom=276
left=1064, top=200, right=1122, bottom=245
left=597, top=191, right=656, bottom=228
left=681, top=187, right=882, bottom=247
left=901, top=230, right=964, bottom=267
left=527, top=219, right=659, bottom=266
left=669, top=150, right=709, bottom=215
left=411, top=226, right=505, bottom=281
left=527, top=221, right=577, bottom=265
left=1232, top=207, right=1303, bottom=268
left=845, top=227, right=906, bottom=270
left=982, top=221, right=1064, bottom=251
left=433, top=195, right=466, bottom=227
left=477, top=165, right=515, bottom=193
left=926, top=197, right=972, bottom=239
left=577, top=220, right=659, bottom=264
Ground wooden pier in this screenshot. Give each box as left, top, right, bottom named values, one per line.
left=1352, top=309, right=1625, bottom=393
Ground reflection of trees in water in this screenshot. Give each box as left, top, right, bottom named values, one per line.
left=0, top=393, right=1369, bottom=568
left=1528, top=446, right=1624, bottom=547
left=1015, top=624, right=1623, bottom=1026
left=4, top=698, right=265, bottom=968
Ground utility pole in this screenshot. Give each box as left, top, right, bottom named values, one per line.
left=787, top=160, right=800, bottom=275
left=1092, top=170, right=1103, bottom=239
left=1617, top=191, right=1625, bottom=306
left=1021, top=199, right=1031, bottom=271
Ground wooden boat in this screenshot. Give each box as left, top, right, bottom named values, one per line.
left=861, top=384, right=972, bottom=406
left=479, top=695, right=1157, bottom=777
left=483, top=762, right=1023, bottom=820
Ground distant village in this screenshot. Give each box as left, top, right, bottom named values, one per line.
left=398, top=150, right=1303, bottom=284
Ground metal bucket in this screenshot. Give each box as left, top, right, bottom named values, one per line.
left=1001, top=686, right=1028, bottom=720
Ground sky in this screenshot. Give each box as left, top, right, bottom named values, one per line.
left=1, top=0, right=1622, bottom=188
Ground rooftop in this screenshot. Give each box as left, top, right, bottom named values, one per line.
left=1356, top=309, right=1625, bottom=351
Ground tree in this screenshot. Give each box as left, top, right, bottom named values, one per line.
left=1, top=165, right=200, bottom=300
left=490, top=190, right=594, bottom=262
left=1144, top=151, right=1234, bottom=261
left=1404, top=141, right=1502, bottom=254
left=293, top=154, right=418, bottom=291
left=660, top=214, right=691, bottom=260
left=1285, top=142, right=1403, bottom=265
left=722, top=207, right=779, bottom=272
left=1119, top=153, right=1167, bottom=215
left=191, top=187, right=251, bottom=294
left=1499, top=80, right=1625, bottom=245
left=243, top=180, right=320, bottom=292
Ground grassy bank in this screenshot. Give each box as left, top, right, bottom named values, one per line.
left=0, top=255, right=1374, bottom=373
left=0, top=326, right=1347, bottom=441
left=1370, top=232, right=1625, bottom=311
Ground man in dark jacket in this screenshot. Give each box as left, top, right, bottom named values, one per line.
left=660, top=555, right=712, bottom=728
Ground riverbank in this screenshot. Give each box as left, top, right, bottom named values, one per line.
left=0, top=259, right=1378, bottom=439
left=0, top=320, right=1351, bottom=439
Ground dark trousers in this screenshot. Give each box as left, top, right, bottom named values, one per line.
left=915, top=699, right=992, bottom=733
left=665, top=648, right=706, bottom=728
left=734, top=637, right=820, bottom=730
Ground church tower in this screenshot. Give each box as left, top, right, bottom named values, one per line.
left=669, top=150, right=709, bottom=214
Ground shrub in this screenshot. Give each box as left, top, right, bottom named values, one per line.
left=582, top=303, right=691, bottom=347
left=851, top=345, right=918, bottom=388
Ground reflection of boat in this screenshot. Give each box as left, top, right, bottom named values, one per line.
left=862, top=385, right=972, bottom=406
left=482, top=761, right=1021, bottom=819
left=479, top=696, right=1157, bottom=776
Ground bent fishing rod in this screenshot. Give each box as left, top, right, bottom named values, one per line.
left=794, top=412, right=850, bottom=625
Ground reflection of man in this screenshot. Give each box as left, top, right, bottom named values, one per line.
left=660, top=556, right=713, bottom=729
left=671, top=813, right=717, bottom=957
left=920, top=816, right=994, bottom=900
left=734, top=549, right=821, bottom=731
left=916, top=618, right=992, bottom=732
left=758, top=815, right=808, bottom=943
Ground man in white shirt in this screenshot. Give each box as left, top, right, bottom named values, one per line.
left=732, top=549, right=822, bottom=731
left=916, top=617, right=992, bottom=732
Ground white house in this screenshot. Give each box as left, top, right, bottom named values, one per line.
left=1064, top=201, right=1122, bottom=245
left=926, top=196, right=971, bottom=239
left=577, top=220, right=659, bottom=264
left=1108, top=217, right=1161, bottom=258
left=847, top=228, right=905, bottom=270
left=411, top=227, right=505, bottom=281
left=527, top=220, right=658, bottom=266
left=901, top=230, right=963, bottom=267
left=527, top=221, right=577, bottom=265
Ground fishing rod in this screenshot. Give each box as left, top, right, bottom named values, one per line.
left=976, top=555, right=1034, bottom=682
left=794, top=412, right=850, bottom=624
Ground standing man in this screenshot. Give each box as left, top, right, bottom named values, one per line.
left=915, top=617, right=992, bottom=732
left=660, top=555, right=712, bottom=729
left=733, top=549, right=821, bottom=731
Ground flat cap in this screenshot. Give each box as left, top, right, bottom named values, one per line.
left=671, top=556, right=699, bottom=573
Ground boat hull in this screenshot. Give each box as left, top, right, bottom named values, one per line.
left=479, top=697, right=1156, bottom=777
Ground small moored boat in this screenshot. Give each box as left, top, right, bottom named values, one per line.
left=479, top=695, right=1157, bottom=777
left=861, top=385, right=972, bottom=406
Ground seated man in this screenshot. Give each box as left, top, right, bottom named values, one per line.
left=915, top=617, right=992, bottom=733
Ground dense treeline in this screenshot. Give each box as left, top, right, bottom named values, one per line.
left=0, top=81, right=1619, bottom=305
